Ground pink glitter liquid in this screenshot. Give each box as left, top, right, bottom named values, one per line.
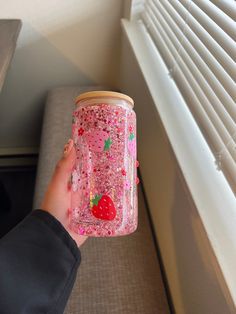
left=69, top=91, right=138, bottom=237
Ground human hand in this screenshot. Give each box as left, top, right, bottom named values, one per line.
left=41, top=139, right=88, bottom=247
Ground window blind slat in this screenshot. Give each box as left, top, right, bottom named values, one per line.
left=192, top=0, right=236, bottom=41
left=140, top=0, right=236, bottom=195
left=143, top=7, right=236, bottom=163
left=142, top=11, right=236, bottom=190
left=156, top=0, right=236, bottom=102
left=178, top=0, right=236, bottom=60
left=150, top=0, right=236, bottom=124
left=209, top=0, right=236, bottom=21
left=162, top=0, right=236, bottom=83
left=148, top=1, right=236, bottom=132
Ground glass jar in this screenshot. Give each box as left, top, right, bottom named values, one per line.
left=69, top=91, right=138, bottom=237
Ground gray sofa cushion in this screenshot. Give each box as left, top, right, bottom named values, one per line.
left=33, top=86, right=170, bottom=314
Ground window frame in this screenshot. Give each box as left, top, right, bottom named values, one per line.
left=121, top=16, right=236, bottom=305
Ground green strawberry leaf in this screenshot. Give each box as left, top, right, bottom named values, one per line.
left=92, top=194, right=102, bottom=206
left=129, top=133, right=135, bottom=140
left=104, top=138, right=112, bottom=151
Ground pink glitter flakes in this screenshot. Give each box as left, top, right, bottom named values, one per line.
left=70, top=100, right=138, bottom=237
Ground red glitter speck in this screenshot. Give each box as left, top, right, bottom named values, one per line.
left=78, top=127, right=84, bottom=136
left=121, top=169, right=126, bottom=176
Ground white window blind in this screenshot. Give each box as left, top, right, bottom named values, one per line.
left=140, top=0, right=236, bottom=195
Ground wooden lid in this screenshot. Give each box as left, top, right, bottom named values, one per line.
left=75, top=91, right=134, bottom=107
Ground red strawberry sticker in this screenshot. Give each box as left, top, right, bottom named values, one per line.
left=91, top=194, right=116, bottom=220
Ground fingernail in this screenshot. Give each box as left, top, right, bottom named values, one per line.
left=64, top=139, right=73, bottom=156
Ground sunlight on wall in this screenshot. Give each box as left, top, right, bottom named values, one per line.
left=0, top=0, right=123, bottom=148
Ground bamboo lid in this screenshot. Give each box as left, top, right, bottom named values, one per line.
left=75, top=91, right=134, bottom=107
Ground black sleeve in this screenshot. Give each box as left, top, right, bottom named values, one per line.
left=0, top=209, right=81, bottom=314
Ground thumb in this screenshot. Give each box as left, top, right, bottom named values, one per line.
left=63, top=138, right=74, bottom=159
left=54, top=139, right=76, bottom=180
left=40, top=139, right=76, bottom=225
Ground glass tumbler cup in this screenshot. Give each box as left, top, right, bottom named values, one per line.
left=69, top=91, right=138, bottom=237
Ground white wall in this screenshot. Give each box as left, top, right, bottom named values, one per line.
left=0, top=0, right=123, bottom=149
left=119, top=34, right=235, bottom=314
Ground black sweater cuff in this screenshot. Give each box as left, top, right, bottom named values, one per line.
left=31, top=209, right=80, bottom=260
